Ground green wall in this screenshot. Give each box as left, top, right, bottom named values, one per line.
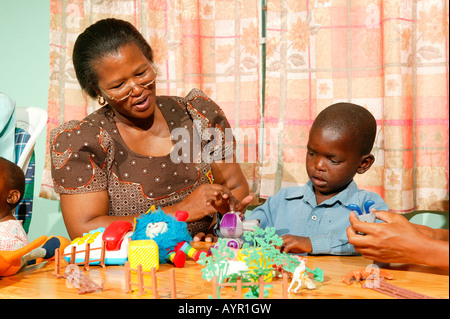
left=0, top=0, right=69, bottom=241
left=0, top=1, right=447, bottom=243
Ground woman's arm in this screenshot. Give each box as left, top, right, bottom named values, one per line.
left=163, top=159, right=253, bottom=221
left=61, top=157, right=252, bottom=239
left=60, top=191, right=138, bottom=240
left=412, top=223, right=449, bottom=241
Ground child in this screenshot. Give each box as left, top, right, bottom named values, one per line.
left=0, top=157, right=28, bottom=251
left=247, top=103, right=388, bottom=255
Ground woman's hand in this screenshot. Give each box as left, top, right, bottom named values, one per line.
left=172, top=183, right=232, bottom=222
left=347, top=210, right=427, bottom=264
left=347, top=210, right=449, bottom=269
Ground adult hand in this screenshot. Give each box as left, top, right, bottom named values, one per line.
left=175, top=183, right=229, bottom=221
left=227, top=193, right=254, bottom=213
left=185, top=183, right=253, bottom=216
left=347, top=210, right=433, bottom=265
left=191, top=193, right=254, bottom=242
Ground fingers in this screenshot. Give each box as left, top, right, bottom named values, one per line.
left=371, top=209, right=393, bottom=223
left=348, top=211, right=377, bottom=238
left=192, top=232, right=217, bottom=243
left=205, top=185, right=253, bottom=214
left=204, top=233, right=216, bottom=243
left=233, top=194, right=254, bottom=212
left=204, top=184, right=230, bottom=204
left=193, top=232, right=206, bottom=242
left=279, top=234, right=312, bottom=254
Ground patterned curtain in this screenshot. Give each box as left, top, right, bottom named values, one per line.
left=41, top=0, right=449, bottom=214
left=261, top=0, right=448, bottom=213
left=40, top=0, right=262, bottom=201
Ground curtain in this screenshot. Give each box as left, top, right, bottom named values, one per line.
left=261, top=0, right=448, bottom=213
left=41, top=0, right=449, bottom=214
left=40, top=0, right=262, bottom=201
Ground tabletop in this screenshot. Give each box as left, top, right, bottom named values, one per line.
left=0, top=242, right=448, bottom=300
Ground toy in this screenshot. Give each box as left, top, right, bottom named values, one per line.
left=0, top=235, right=69, bottom=276
left=347, top=200, right=376, bottom=235
left=64, top=221, right=133, bottom=265
left=128, top=239, right=159, bottom=272
left=103, top=220, right=133, bottom=250
left=342, top=266, right=394, bottom=285
left=131, top=207, right=207, bottom=268
left=217, top=211, right=260, bottom=249
left=27, top=236, right=70, bottom=265
left=362, top=277, right=435, bottom=299
left=199, top=227, right=323, bottom=298
left=287, top=257, right=317, bottom=293
left=62, top=264, right=104, bottom=294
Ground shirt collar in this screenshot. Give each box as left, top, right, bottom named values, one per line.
left=284, top=180, right=359, bottom=206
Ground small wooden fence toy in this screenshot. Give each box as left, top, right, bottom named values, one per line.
left=362, top=277, right=436, bottom=299
left=54, top=241, right=106, bottom=276
left=124, top=261, right=177, bottom=298
left=212, top=272, right=289, bottom=299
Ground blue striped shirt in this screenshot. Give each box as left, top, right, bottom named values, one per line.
left=247, top=180, right=388, bottom=255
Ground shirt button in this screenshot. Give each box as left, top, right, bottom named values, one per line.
left=311, top=215, right=317, bottom=221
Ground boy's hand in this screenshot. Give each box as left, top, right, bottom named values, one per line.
left=280, top=234, right=313, bottom=254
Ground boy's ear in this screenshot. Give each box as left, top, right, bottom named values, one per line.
left=7, top=190, right=21, bottom=206
left=356, top=154, right=375, bottom=174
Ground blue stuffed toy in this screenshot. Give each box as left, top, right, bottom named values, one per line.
left=131, top=207, right=207, bottom=267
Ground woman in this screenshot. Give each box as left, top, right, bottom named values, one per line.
left=50, top=18, right=252, bottom=240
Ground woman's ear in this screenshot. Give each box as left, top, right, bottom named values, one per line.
left=356, top=154, right=375, bottom=174
left=7, top=189, right=21, bottom=206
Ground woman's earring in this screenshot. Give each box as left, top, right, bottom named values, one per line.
left=98, top=95, right=106, bottom=106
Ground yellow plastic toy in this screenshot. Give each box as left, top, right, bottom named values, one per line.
left=237, top=247, right=274, bottom=281
left=128, top=239, right=159, bottom=272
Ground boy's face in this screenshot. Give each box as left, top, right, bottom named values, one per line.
left=306, top=126, right=370, bottom=201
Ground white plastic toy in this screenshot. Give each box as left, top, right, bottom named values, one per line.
left=217, top=211, right=260, bottom=249
left=64, top=221, right=133, bottom=265
left=287, top=258, right=317, bottom=293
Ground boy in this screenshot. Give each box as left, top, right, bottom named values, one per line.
left=247, top=103, right=388, bottom=255
left=0, top=157, right=28, bottom=250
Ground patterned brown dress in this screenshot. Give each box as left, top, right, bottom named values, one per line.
left=50, top=89, right=234, bottom=235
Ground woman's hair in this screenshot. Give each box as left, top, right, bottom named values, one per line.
left=72, top=18, right=153, bottom=98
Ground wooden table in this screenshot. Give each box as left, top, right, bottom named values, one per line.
left=0, top=242, right=448, bottom=300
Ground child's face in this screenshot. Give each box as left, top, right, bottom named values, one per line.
left=0, top=171, right=10, bottom=216
left=306, top=126, right=366, bottom=200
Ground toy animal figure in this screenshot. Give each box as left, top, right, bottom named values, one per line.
left=287, top=258, right=317, bottom=293
left=342, top=266, right=394, bottom=285
left=131, top=208, right=207, bottom=268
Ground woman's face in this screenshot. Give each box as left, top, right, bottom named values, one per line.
left=93, top=42, right=157, bottom=121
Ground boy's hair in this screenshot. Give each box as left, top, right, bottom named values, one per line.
left=0, top=157, right=25, bottom=209
left=312, top=103, right=377, bottom=156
